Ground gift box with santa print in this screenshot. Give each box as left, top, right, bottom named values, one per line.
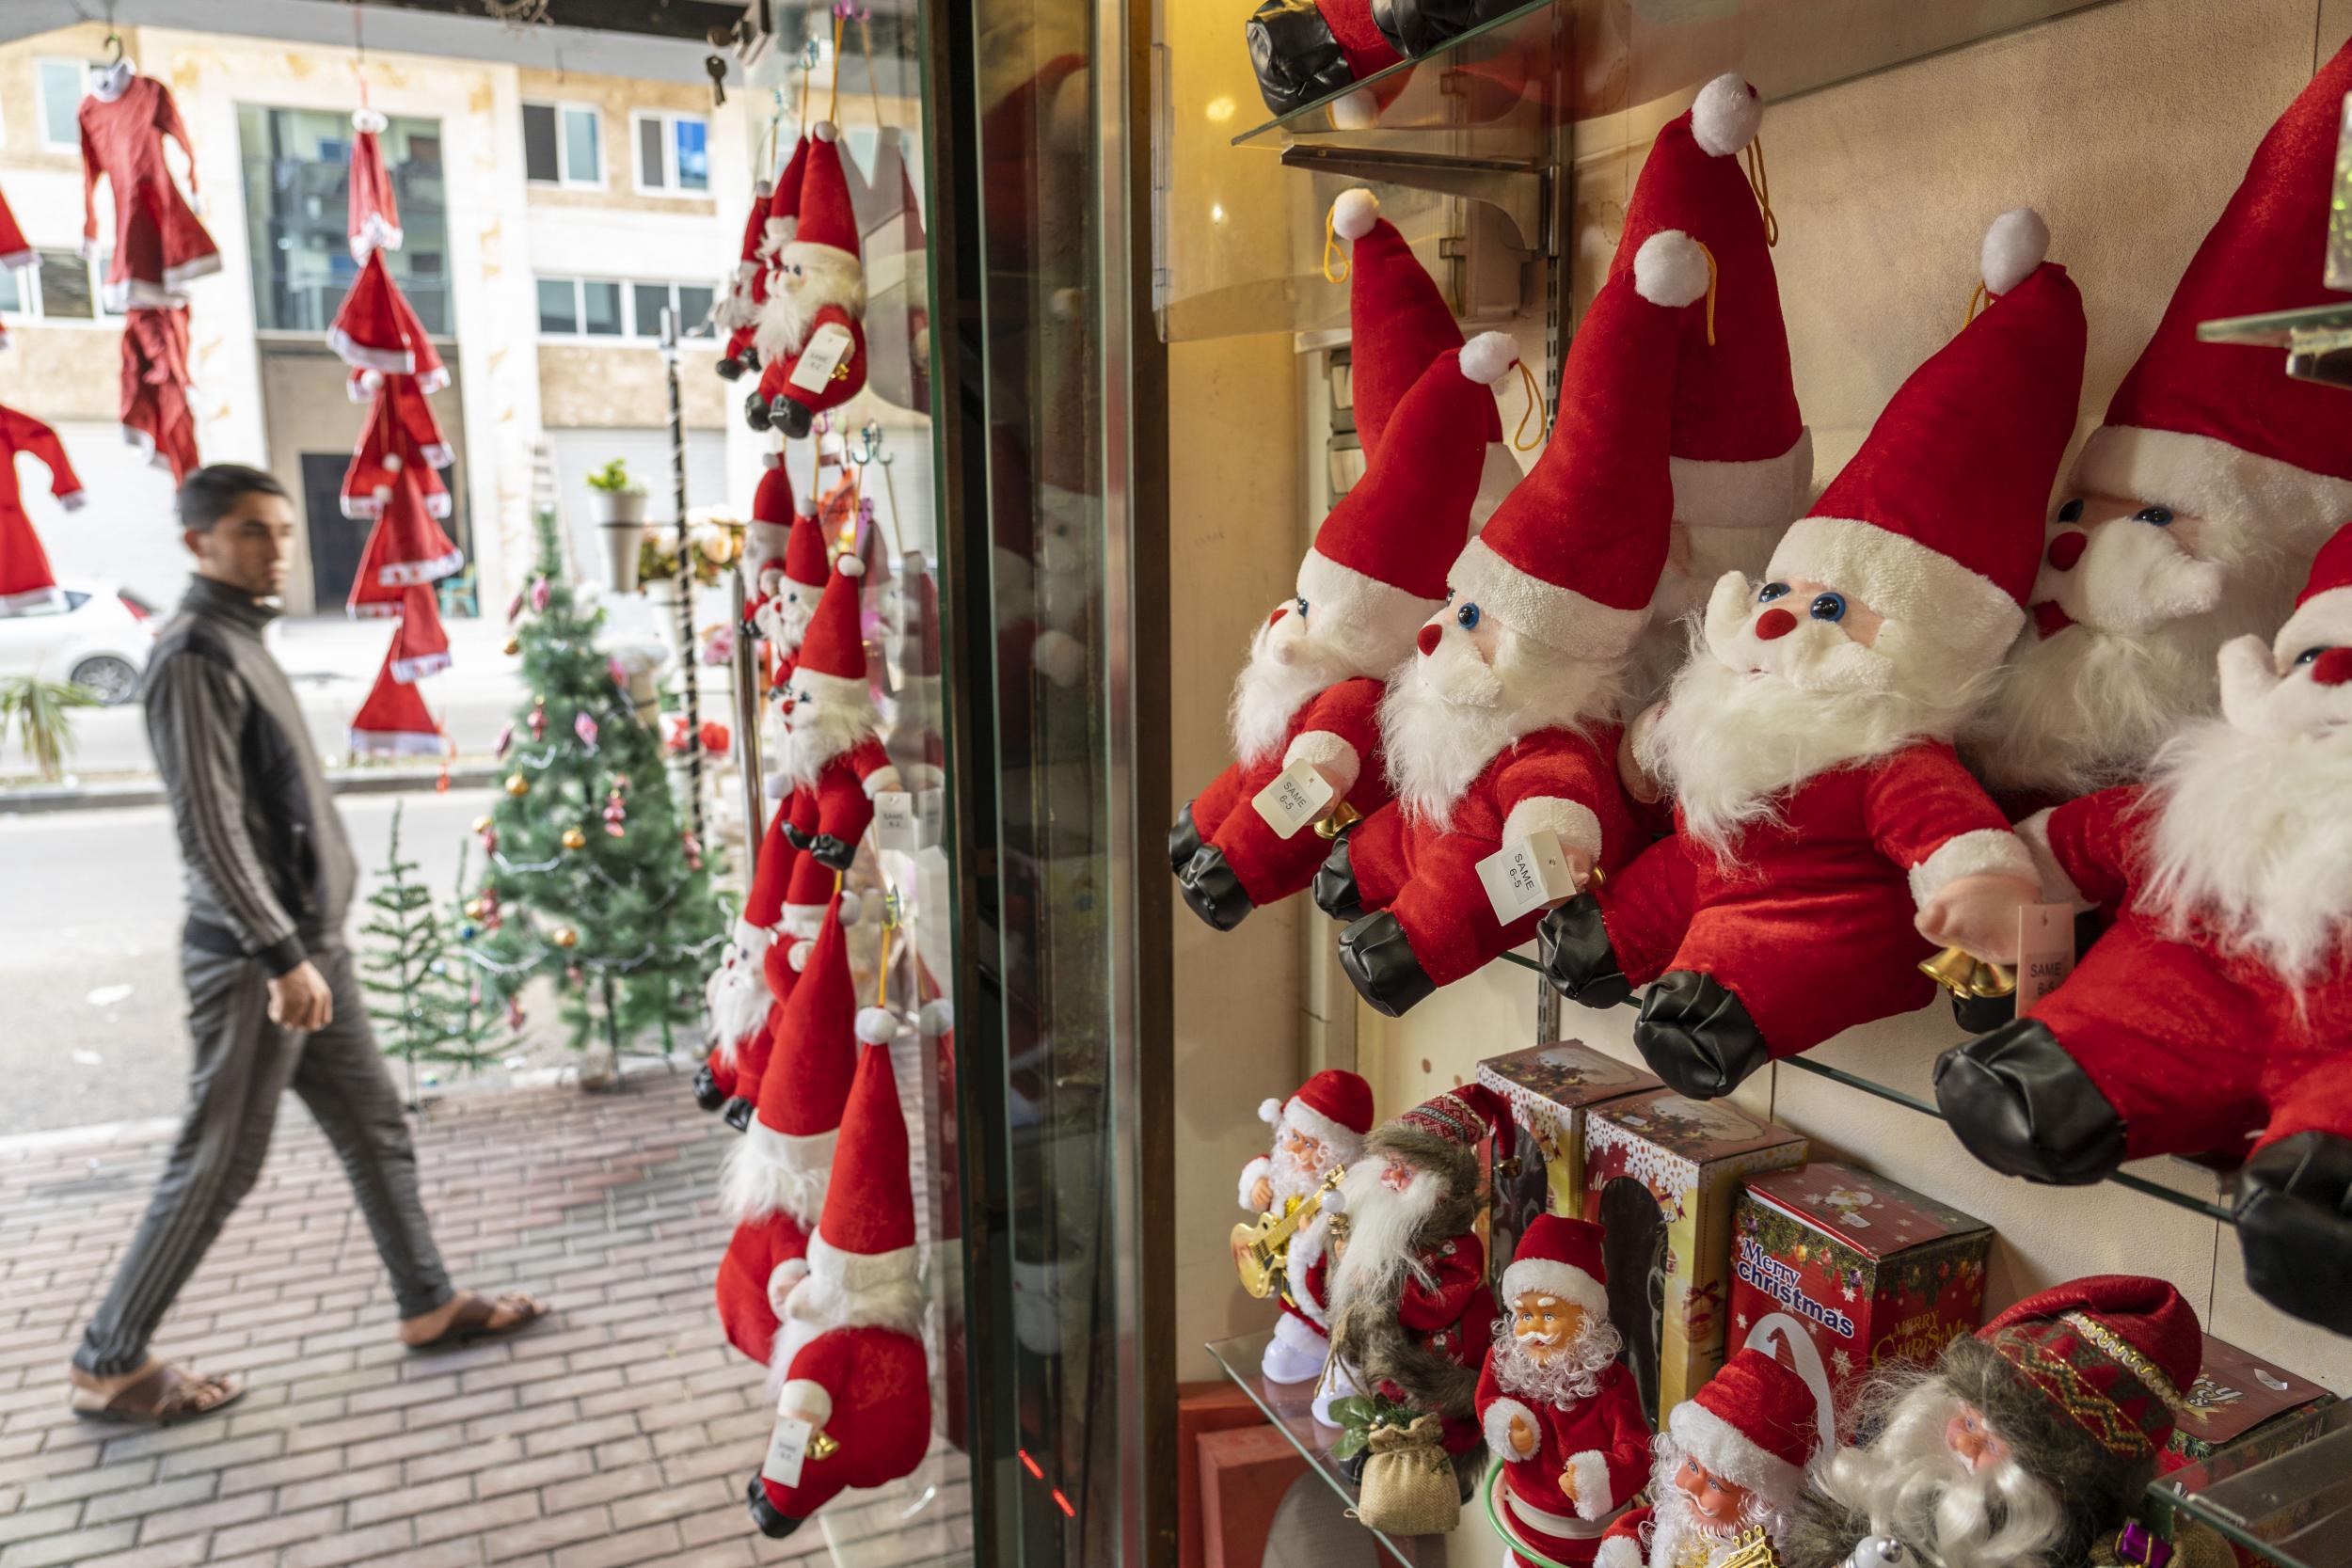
left=1724, top=1162, right=1992, bottom=1423
left=1578, top=1089, right=1804, bottom=1423
left=1477, top=1042, right=1662, bottom=1282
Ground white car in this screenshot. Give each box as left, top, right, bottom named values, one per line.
left=0, top=580, right=158, bottom=705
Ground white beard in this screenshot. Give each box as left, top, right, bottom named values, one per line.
left=1328, top=1163, right=1446, bottom=1311
left=1641, top=1438, right=1793, bottom=1568
left=1378, top=627, right=1622, bottom=829
left=1268, top=1145, right=1325, bottom=1207
left=1628, top=524, right=1787, bottom=707
left=786, top=687, right=882, bottom=786
left=1229, top=615, right=1364, bottom=767
left=1487, top=1317, right=1625, bottom=1408
left=1814, top=1379, right=2068, bottom=1568
left=2138, top=712, right=2352, bottom=989
left=755, top=590, right=816, bottom=657
left=754, top=245, right=866, bottom=362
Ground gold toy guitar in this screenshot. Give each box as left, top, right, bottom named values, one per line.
left=1232, top=1166, right=1345, bottom=1298
left=1682, top=1526, right=1780, bottom=1568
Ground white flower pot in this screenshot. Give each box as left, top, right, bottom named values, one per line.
left=591, top=490, right=646, bottom=593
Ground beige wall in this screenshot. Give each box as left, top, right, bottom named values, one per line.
left=537, top=341, right=728, bottom=431
left=515, top=67, right=718, bottom=217
left=0, top=325, right=119, bottom=422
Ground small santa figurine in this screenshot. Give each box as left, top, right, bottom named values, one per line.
left=1327, top=1086, right=1511, bottom=1456
left=1237, top=1069, right=1374, bottom=1385
left=1783, top=1275, right=2201, bottom=1568
left=1316, top=230, right=1710, bottom=1014
left=1964, top=39, right=2352, bottom=809
left=1476, top=1215, right=1652, bottom=1567
left=774, top=553, right=899, bottom=924
left=1541, top=212, right=2077, bottom=1098
left=1594, top=1324, right=1832, bottom=1568
left=1938, top=520, right=2352, bottom=1333
left=750, top=123, right=867, bottom=440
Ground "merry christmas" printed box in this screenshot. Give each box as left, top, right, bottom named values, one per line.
left=1725, top=1162, right=1991, bottom=1421
left=1479, top=1041, right=1662, bottom=1288
left=1580, top=1090, right=1805, bottom=1423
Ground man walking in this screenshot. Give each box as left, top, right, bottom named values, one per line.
left=67, top=465, right=544, bottom=1426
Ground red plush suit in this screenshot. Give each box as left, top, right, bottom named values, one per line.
left=1371, top=1229, right=1493, bottom=1454
left=1477, top=1360, right=1652, bottom=1567
left=0, top=407, right=87, bottom=610
left=79, top=66, right=219, bottom=309
left=759, top=1324, right=929, bottom=1522
left=1347, top=728, right=1645, bottom=988
left=1191, top=678, right=1391, bottom=900
left=778, top=735, right=895, bottom=915
left=121, top=307, right=199, bottom=482
left=1600, top=741, right=2022, bottom=1059
left=755, top=303, right=868, bottom=425
left=715, top=1216, right=807, bottom=1366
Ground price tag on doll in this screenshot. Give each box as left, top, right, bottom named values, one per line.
left=789, top=323, right=855, bottom=392
left=2014, top=903, right=2076, bottom=1010
left=1476, top=830, right=1578, bottom=924
left=762, top=1411, right=815, bottom=1488
left=872, top=790, right=919, bottom=851
left=1251, top=758, right=1336, bottom=839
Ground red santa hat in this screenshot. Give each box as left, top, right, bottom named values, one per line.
left=1390, top=1083, right=1515, bottom=1165
left=1256, top=1069, right=1375, bottom=1163
left=2073, top=36, right=2352, bottom=558
left=2277, top=519, right=2352, bottom=653
left=1495, top=1213, right=1607, bottom=1322
left=753, top=451, right=797, bottom=528
left=326, top=252, right=418, bottom=376
left=763, top=134, right=812, bottom=255
left=348, top=646, right=443, bottom=757
left=0, top=181, right=34, bottom=272
left=1329, top=188, right=1486, bottom=457
left=386, top=584, right=451, bottom=682
left=345, top=521, right=405, bottom=619
left=1445, top=231, right=1708, bottom=661
left=364, top=469, right=464, bottom=588
left=1665, top=1341, right=1825, bottom=1501
left=1979, top=1275, right=2200, bottom=1460
left=1609, top=73, right=1809, bottom=533
left=793, top=555, right=870, bottom=701
left=1768, top=209, right=2085, bottom=678
left=722, top=894, right=860, bottom=1227
left=782, top=507, right=831, bottom=592
left=347, top=107, right=403, bottom=261
left=787, top=123, right=863, bottom=267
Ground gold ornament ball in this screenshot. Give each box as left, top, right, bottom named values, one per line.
left=463, top=898, right=485, bottom=920
left=502, top=634, right=521, bottom=656
left=504, top=772, right=530, bottom=797
left=552, top=927, right=580, bottom=949
left=469, top=815, right=493, bottom=834
left=561, top=827, right=588, bottom=850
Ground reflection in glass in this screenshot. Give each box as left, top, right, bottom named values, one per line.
left=237, top=105, right=450, bottom=335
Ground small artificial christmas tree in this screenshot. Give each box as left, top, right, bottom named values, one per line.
left=360, top=802, right=497, bottom=1105
left=461, top=506, right=725, bottom=1059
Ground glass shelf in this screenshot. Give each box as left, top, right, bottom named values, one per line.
left=2154, top=1399, right=2352, bottom=1568
left=2197, top=302, right=2352, bottom=349
left=1204, top=1329, right=1447, bottom=1568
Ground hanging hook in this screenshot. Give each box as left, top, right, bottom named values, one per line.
left=851, top=420, right=882, bottom=466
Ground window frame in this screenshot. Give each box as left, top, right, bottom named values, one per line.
left=35, top=57, right=87, bottom=153
left=521, top=100, right=604, bottom=190
left=0, top=248, right=122, bottom=326
left=534, top=275, right=720, bottom=346
left=628, top=109, right=711, bottom=197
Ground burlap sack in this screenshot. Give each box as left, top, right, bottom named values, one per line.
left=1349, top=1414, right=1458, bottom=1535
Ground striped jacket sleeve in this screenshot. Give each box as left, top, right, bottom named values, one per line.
left=145, top=649, right=307, bottom=974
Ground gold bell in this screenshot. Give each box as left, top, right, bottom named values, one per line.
left=807, top=1429, right=840, bottom=1460
left=1919, top=945, right=2016, bottom=1001
left=1315, top=800, right=1363, bottom=843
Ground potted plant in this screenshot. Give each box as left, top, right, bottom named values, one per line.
left=585, top=459, right=647, bottom=592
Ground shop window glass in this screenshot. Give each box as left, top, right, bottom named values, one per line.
left=238, top=104, right=451, bottom=336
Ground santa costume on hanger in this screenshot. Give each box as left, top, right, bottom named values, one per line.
left=1965, top=37, right=2352, bottom=809
left=120, top=306, right=199, bottom=483
left=1314, top=230, right=1709, bottom=1015
left=748, top=1031, right=930, bottom=1539
left=79, top=57, right=219, bottom=309
left=1237, top=1069, right=1374, bottom=1385
left=750, top=124, right=867, bottom=439
left=0, top=182, right=36, bottom=355
left=1938, top=520, right=2352, bottom=1334
left=1610, top=74, right=1812, bottom=704
left=0, top=407, right=87, bottom=612
left=1540, top=212, right=2075, bottom=1099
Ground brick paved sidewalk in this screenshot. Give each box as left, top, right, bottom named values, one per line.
left=0, top=1075, right=969, bottom=1568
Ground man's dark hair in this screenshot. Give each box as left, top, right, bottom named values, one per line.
left=178, top=465, right=290, bottom=531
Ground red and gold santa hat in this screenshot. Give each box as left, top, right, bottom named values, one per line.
left=1768, top=209, right=2084, bottom=677
left=1978, top=1275, right=2200, bottom=1461
left=2073, top=38, right=2352, bottom=561
left=722, top=893, right=860, bottom=1227
left=1257, top=1069, right=1375, bottom=1164
left=1496, top=1213, right=1608, bottom=1321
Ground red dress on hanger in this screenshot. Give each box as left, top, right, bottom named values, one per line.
left=79, top=62, right=220, bottom=309
left=0, top=406, right=88, bottom=610
left=121, top=308, right=200, bottom=483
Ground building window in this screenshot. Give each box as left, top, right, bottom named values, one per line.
left=238, top=105, right=451, bottom=337
left=521, top=102, right=601, bottom=187
left=0, top=249, right=119, bottom=321
left=36, top=59, right=86, bottom=151
left=628, top=281, right=717, bottom=340
left=631, top=111, right=709, bottom=195
left=538, top=277, right=718, bottom=341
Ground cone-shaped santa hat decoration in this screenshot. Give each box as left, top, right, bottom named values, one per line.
left=327, top=253, right=447, bottom=393
left=1666, top=1343, right=1826, bottom=1499
left=386, top=584, right=451, bottom=682
left=1770, top=209, right=2086, bottom=676
left=763, top=134, right=814, bottom=256
left=347, top=107, right=403, bottom=261
left=361, top=468, right=464, bottom=588
left=1328, top=188, right=1498, bottom=458
left=348, top=644, right=443, bottom=757
left=794, top=553, right=870, bottom=697
left=343, top=375, right=453, bottom=520
left=813, top=1038, right=916, bottom=1262
left=787, top=123, right=863, bottom=266
left=721, top=892, right=860, bottom=1227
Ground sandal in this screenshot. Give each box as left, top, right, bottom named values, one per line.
left=70, top=1362, right=245, bottom=1427
left=403, top=1291, right=549, bottom=1354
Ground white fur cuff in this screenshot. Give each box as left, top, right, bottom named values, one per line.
left=1484, top=1397, right=1541, bottom=1461
left=1905, top=827, right=2035, bottom=907
left=862, top=766, right=904, bottom=799
left=1282, top=730, right=1363, bottom=800
left=767, top=1257, right=810, bottom=1318
left=1595, top=1537, right=1645, bottom=1568
left=1446, top=536, right=1649, bottom=661
left=2073, top=422, right=2352, bottom=562
left=1566, top=1449, right=1613, bottom=1519
left=1669, top=429, right=1813, bottom=532
left=777, top=1377, right=833, bottom=1429
left=1501, top=797, right=1604, bottom=867
left=1496, top=1258, right=1610, bottom=1323
left=2014, top=808, right=2093, bottom=912
left=1239, top=1156, right=1273, bottom=1212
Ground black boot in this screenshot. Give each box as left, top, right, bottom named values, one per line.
left=692, top=1065, right=729, bottom=1113
left=1633, top=971, right=1771, bottom=1100
left=746, top=1475, right=804, bottom=1539
left=723, top=1097, right=755, bottom=1133
left=1373, top=0, right=1527, bottom=56
left=744, top=389, right=773, bottom=432
left=716, top=354, right=747, bottom=381
left=2235, top=1132, right=2352, bottom=1334
left=1168, top=802, right=1202, bottom=875
left=1337, top=911, right=1437, bottom=1018
left=1536, top=894, right=1630, bottom=1009
left=1949, top=990, right=2017, bottom=1034
left=1244, top=0, right=1359, bottom=118
left=1312, top=834, right=1365, bottom=924
left=773, top=397, right=815, bottom=440
left=1176, top=846, right=1254, bottom=931
left=1932, top=1020, right=2124, bottom=1184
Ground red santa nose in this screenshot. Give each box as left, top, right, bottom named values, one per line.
left=1416, top=624, right=1442, bottom=657
left=1266, top=606, right=1287, bottom=629
left=2046, top=531, right=2088, bottom=572
left=1755, top=608, right=1797, bottom=641
left=2312, top=647, right=2352, bottom=687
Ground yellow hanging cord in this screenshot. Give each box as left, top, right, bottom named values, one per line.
left=1511, top=357, right=1546, bottom=451
left=1322, top=208, right=1350, bottom=285
left=1742, top=136, right=1778, bottom=248
left=827, top=12, right=845, bottom=126
left=875, top=901, right=894, bottom=1009
left=1964, top=280, right=1989, bottom=327
left=1698, top=239, right=1719, bottom=346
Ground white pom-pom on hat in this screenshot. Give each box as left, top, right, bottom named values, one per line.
left=761, top=450, right=783, bottom=469
left=836, top=555, right=866, bottom=578
left=1689, top=73, right=1761, bottom=157
left=1633, top=230, right=1710, bottom=309
left=1981, top=207, right=2050, bottom=297
left=372, top=484, right=392, bottom=503
left=352, top=106, right=389, bottom=135
left=1330, top=188, right=1379, bottom=243
left=836, top=890, right=863, bottom=927
left=920, top=999, right=955, bottom=1036
left=855, top=1006, right=898, bottom=1045
left=1460, top=331, right=1519, bottom=388
left=1258, top=1097, right=1285, bottom=1126
left=788, top=939, right=814, bottom=973
left=381, top=452, right=403, bottom=473
left=813, top=119, right=839, bottom=143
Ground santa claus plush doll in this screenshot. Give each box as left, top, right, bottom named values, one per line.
left=748, top=1030, right=930, bottom=1539
left=1610, top=75, right=1812, bottom=705
left=1963, top=40, right=2352, bottom=809
left=1314, top=230, right=1710, bottom=1015
left=1595, top=1325, right=1833, bottom=1568
left=1540, top=212, right=2077, bottom=1098
left=1237, top=1069, right=1374, bottom=1385
left=775, top=553, right=899, bottom=927
left=1938, top=522, right=2352, bottom=1332
left=716, top=135, right=807, bottom=382
left=1475, top=1215, right=1652, bottom=1567
left=1783, top=1275, right=2201, bottom=1568
left=750, top=123, right=867, bottom=440
left=1327, top=1085, right=1511, bottom=1457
